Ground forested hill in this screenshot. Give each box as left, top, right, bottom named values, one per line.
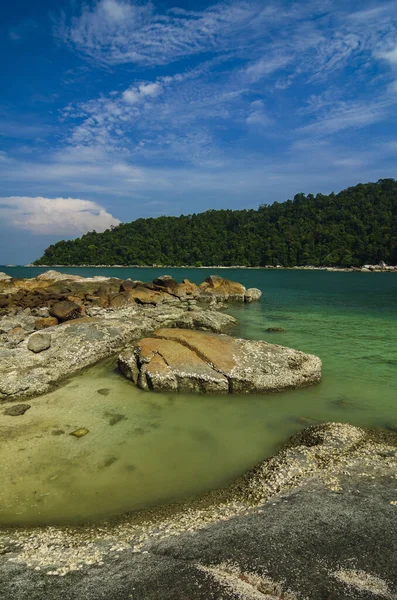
left=35, top=179, right=397, bottom=267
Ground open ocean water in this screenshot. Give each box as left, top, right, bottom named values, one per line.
left=0, top=266, right=396, bottom=526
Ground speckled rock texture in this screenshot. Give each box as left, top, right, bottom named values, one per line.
left=1, top=423, right=396, bottom=600
left=0, top=306, right=240, bottom=401
left=118, top=328, right=322, bottom=393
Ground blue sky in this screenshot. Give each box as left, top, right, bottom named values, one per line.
left=1, top=0, right=397, bottom=263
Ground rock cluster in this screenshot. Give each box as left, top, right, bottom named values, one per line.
left=119, top=328, right=322, bottom=394
left=0, top=271, right=262, bottom=321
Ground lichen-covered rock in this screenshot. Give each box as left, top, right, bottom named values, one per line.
left=119, top=328, right=321, bottom=394
left=245, top=287, right=262, bottom=302
left=27, top=333, right=51, bottom=353
left=171, top=310, right=237, bottom=333
left=0, top=306, right=189, bottom=401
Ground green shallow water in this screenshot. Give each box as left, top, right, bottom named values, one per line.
left=0, top=268, right=396, bottom=526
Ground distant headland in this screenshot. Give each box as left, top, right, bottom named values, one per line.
left=33, top=179, right=397, bottom=268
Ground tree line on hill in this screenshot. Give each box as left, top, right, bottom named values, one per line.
left=34, top=179, right=397, bottom=267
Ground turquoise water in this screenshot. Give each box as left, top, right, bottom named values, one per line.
left=0, top=267, right=396, bottom=526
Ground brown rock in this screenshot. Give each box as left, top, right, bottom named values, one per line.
left=49, top=300, right=82, bottom=322
left=153, top=275, right=179, bottom=292
left=127, top=286, right=164, bottom=305
left=70, top=427, right=89, bottom=438
left=67, top=295, right=83, bottom=305
left=120, top=279, right=138, bottom=292
left=109, top=292, right=133, bottom=309
left=35, top=317, right=58, bottom=330
left=198, top=275, right=246, bottom=302
left=7, top=326, right=25, bottom=345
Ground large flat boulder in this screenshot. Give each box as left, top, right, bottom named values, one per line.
left=118, top=328, right=321, bottom=393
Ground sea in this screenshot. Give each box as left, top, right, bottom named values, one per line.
left=1, top=266, right=396, bottom=526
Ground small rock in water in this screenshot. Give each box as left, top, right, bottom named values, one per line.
left=27, top=332, right=51, bottom=353
left=97, top=388, right=111, bottom=396
left=70, top=427, right=89, bottom=438
left=385, top=423, right=397, bottom=433
left=4, top=403, right=31, bottom=416
left=266, top=327, right=286, bottom=333
left=102, top=456, right=118, bottom=468
left=104, top=412, right=126, bottom=426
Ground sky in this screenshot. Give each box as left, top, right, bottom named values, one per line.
left=1, top=0, right=397, bottom=263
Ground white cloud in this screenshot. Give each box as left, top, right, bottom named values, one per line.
left=244, top=55, right=291, bottom=82
left=0, top=196, right=120, bottom=235
left=56, top=0, right=278, bottom=66
left=377, top=44, right=397, bottom=66
left=123, top=82, right=161, bottom=104
left=297, top=99, right=392, bottom=137
left=246, top=100, right=271, bottom=127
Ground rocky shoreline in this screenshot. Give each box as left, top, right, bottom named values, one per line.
left=0, top=272, right=262, bottom=400
left=1, top=271, right=396, bottom=598
left=1, top=422, right=396, bottom=599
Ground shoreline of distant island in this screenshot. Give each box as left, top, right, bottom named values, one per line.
left=14, top=262, right=397, bottom=273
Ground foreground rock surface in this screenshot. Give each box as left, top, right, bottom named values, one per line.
left=0, top=306, right=239, bottom=400
left=1, top=423, right=396, bottom=599
left=119, top=328, right=322, bottom=393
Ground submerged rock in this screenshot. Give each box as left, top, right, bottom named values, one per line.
left=266, top=327, right=286, bottom=332
left=119, top=328, right=321, bottom=394
left=70, top=427, right=89, bottom=438
left=3, top=403, right=31, bottom=416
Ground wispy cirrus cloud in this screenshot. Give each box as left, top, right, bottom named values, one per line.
left=56, top=0, right=269, bottom=66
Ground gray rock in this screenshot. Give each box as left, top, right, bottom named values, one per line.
left=171, top=310, right=237, bottom=333
left=245, top=287, right=262, bottom=302
left=1, top=424, right=396, bottom=600
left=0, top=307, right=170, bottom=400
left=3, top=403, right=31, bottom=416
left=0, top=272, right=11, bottom=281
left=27, top=333, right=51, bottom=353
left=119, top=328, right=321, bottom=394
left=0, top=318, right=19, bottom=334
